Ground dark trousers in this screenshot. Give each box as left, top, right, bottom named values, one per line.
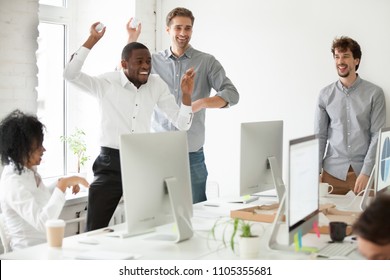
left=189, top=148, right=208, bottom=203
left=86, top=147, right=123, bottom=231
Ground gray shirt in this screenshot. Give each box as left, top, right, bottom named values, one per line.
left=314, top=75, right=386, bottom=180
left=151, top=46, right=239, bottom=152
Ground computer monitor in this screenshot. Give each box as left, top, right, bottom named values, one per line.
left=375, top=126, right=390, bottom=195
left=239, top=121, right=284, bottom=200
left=286, top=135, right=320, bottom=245
left=118, top=131, right=193, bottom=242
left=360, top=127, right=390, bottom=210
left=268, top=135, right=320, bottom=251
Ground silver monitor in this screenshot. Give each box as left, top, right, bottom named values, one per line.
left=268, top=135, right=319, bottom=252
left=361, top=126, right=390, bottom=210
left=239, top=121, right=284, bottom=199
left=118, top=131, right=193, bottom=242
left=287, top=135, right=319, bottom=245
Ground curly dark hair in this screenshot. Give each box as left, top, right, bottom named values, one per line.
left=331, top=36, right=362, bottom=71
left=0, top=109, right=45, bottom=174
left=353, top=194, right=390, bottom=245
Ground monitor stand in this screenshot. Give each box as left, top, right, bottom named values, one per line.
left=359, top=165, right=375, bottom=211
left=267, top=193, right=293, bottom=252
left=109, top=177, right=193, bottom=242
left=164, top=177, right=194, bottom=243
left=268, top=156, right=285, bottom=203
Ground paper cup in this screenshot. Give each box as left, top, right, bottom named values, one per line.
left=46, top=219, right=66, bottom=247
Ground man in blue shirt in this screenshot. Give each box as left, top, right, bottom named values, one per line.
left=127, top=7, right=240, bottom=203
left=315, top=36, right=386, bottom=195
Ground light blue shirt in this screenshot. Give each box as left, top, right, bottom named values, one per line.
left=151, top=46, right=239, bottom=152
left=314, top=76, right=386, bottom=180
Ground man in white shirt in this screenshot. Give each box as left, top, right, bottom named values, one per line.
left=63, top=22, right=195, bottom=231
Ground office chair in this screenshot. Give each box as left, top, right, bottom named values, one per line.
left=0, top=213, right=11, bottom=253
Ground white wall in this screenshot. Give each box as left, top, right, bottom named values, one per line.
left=154, top=0, right=390, bottom=197
left=0, top=0, right=39, bottom=117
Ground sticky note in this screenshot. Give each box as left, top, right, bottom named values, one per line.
left=313, top=221, right=320, bottom=238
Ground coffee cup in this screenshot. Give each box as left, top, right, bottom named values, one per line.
left=329, top=221, right=347, bottom=242
left=46, top=219, right=66, bottom=247
left=319, top=182, right=334, bottom=197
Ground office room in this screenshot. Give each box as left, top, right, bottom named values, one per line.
left=1, top=0, right=390, bottom=276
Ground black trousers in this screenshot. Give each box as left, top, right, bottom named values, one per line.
left=86, top=147, right=123, bottom=231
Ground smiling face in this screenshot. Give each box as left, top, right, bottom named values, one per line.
left=334, top=48, right=360, bottom=78
left=166, top=16, right=193, bottom=56
left=121, top=48, right=151, bottom=88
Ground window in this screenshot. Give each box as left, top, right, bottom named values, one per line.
left=36, top=22, right=66, bottom=178
left=37, top=1, right=70, bottom=178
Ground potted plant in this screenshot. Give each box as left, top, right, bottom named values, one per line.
left=60, top=128, right=90, bottom=174
left=211, top=217, right=261, bottom=258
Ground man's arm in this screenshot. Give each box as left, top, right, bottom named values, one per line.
left=180, top=67, right=195, bottom=106
left=355, top=89, right=387, bottom=194
left=126, top=18, right=141, bottom=44
left=156, top=68, right=195, bottom=131
left=314, top=92, right=329, bottom=173
left=63, top=22, right=105, bottom=92
left=201, top=57, right=239, bottom=112
left=192, top=96, right=227, bottom=113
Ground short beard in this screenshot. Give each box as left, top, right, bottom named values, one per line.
left=338, top=70, right=350, bottom=78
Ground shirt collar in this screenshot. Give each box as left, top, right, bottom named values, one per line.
left=164, top=45, right=194, bottom=60
left=337, top=74, right=362, bottom=92
left=120, top=70, right=132, bottom=87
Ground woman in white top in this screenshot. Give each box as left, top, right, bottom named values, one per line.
left=0, top=110, right=89, bottom=251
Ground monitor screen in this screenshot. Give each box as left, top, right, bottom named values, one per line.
left=287, top=135, right=319, bottom=244
left=118, top=131, right=193, bottom=242
left=375, top=126, right=390, bottom=195
left=239, top=121, right=283, bottom=198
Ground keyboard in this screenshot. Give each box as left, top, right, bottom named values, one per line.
left=317, top=242, right=357, bottom=258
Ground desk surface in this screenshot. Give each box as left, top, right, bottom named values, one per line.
left=0, top=194, right=365, bottom=260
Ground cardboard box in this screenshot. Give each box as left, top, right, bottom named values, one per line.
left=230, top=203, right=281, bottom=223
left=230, top=203, right=360, bottom=235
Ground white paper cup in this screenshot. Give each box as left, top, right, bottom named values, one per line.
left=46, top=219, right=66, bottom=247
left=319, top=182, right=334, bottom=197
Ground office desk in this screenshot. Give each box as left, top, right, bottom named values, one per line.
left=0, top=194, right=365, bottom=260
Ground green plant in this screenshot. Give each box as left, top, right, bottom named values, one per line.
left=60, top=128, right=90, bottom=173
left=211, top=217, right=257, bottom=252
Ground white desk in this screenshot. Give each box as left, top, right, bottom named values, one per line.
left=0, top=194, right=365, bottom=260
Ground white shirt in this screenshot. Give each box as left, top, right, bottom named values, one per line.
left=63, top=47, right=193, bottom=149
left=0, top=165, right=65, bottom=251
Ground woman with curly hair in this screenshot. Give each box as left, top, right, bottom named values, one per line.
left=0, top=109, right=89, bottom=251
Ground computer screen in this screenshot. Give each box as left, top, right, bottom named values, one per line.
left=239, top=121, right=284, bottom=199
left=375, top=126, right=390, bottom=195
left=287, top=135, right=319, bottom=244
left=118, top=131, right=193, bottom=242
left=267, top=134, right=319, bottom=251
left=360, top=127, right=390, bottom=210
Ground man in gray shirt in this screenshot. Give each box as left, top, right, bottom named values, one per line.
left=127, top=7, right=239, bottom=203
left=315, top=36, right=386, bottom=195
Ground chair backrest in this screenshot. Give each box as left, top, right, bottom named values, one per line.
left=0, top=213, right=11, bottom=253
